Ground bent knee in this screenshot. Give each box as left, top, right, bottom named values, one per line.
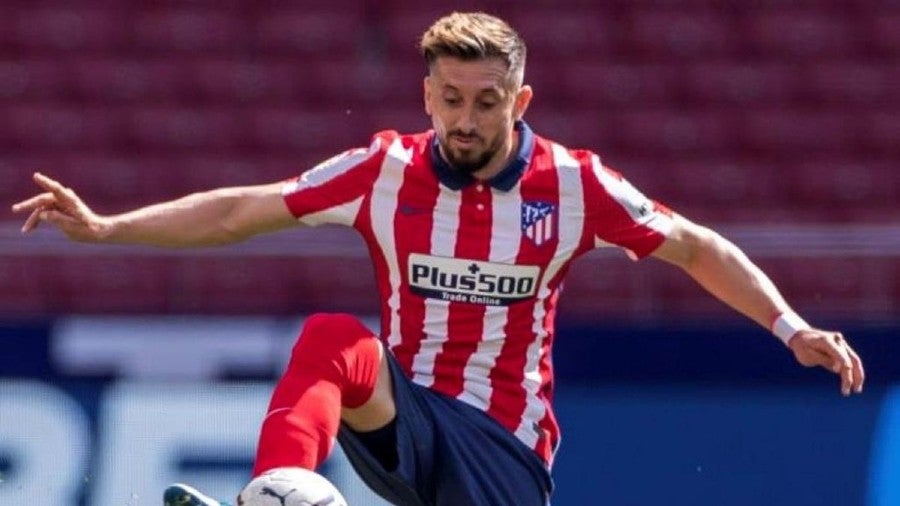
left=288, top=313, right=386, bottom=410
left=292, top=313, right=376, bottom=357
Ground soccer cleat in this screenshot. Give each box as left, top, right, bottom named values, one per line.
left=163, top=483, right=232, bottom=506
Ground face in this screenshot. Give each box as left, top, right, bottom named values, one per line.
left=424, top=56, right=532, bottom=177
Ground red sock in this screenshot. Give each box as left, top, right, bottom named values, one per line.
left=252, top=313, right=381, bottom=475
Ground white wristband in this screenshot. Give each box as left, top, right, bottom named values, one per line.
left=772, top=312, right=811, bottom=346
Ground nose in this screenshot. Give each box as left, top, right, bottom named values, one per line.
left=457, top=105, right=477, bottom=133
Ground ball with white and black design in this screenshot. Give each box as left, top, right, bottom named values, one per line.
left=237, top=468, right=348, bottom=506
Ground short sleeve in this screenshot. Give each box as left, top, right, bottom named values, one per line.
left=583, top=154, right=675, bottom=259
left=281, top=132, right=393, bottom=227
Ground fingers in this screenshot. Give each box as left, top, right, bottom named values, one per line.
left=32, top=172, right=69, bottom=197
left=26, top=209, right=83, bottom=235
left=30, top=172, right=80, bottom=212
left=12, top=192, right=58, bottom=234
left=846, top=340, right=865, bottom=394
left=22, top=207, right=45, bottom=233
left=41, top=208, right=82, bottom=229
left=815, top=332, right=856, bottom=396
left=12, top=192, right=56, bottom=214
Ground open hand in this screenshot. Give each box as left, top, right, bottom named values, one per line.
left=788, top=329, right=865, bottom=396
left=11, top=172, right=110, bottom=242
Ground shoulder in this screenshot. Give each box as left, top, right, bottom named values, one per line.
left=526, top=133, right=603, bottom=188
left=533, top=133, right=628, bottom=187
left=529, top=132, right=652, bottom=207
left=528, top=133, right=595, bottom=170
left=362, top=130, right=432, bottom=171
left=372, top=129, right=432, bottom=153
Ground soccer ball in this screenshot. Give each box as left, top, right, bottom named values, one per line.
left=237, top=467, right=348, bottom=506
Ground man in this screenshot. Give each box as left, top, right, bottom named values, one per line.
left=12, top=11, right=864, bottom=506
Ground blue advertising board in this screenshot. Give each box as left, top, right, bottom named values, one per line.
left=1, top=316, right=897, bottom=505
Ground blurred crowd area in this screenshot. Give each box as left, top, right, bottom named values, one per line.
left=1, top=1, right=897, bottom=321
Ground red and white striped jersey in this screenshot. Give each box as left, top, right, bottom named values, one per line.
left=282, top=122, right=674, bottom=467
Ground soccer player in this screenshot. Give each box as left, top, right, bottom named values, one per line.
left=12, top=11, right=864, bottom=506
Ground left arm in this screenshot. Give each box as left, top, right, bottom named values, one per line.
left=652, top=214, right=865, bottom=396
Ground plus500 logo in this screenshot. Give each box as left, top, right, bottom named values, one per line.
left=407, top=253, right=540, bottom=306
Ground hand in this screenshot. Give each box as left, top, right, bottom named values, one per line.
left=788, top=329, right=865, bottom=396
left=11, top=172, right=111, bottom=242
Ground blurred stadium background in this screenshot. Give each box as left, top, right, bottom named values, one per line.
left=1, top=1, right=898, bottom=505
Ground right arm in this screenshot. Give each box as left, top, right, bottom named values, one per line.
left=11, top=172, right=297, bottom=247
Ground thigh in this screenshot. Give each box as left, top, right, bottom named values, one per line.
left=427, top=394, right=552, bottom=506
left=338, top=353, right=434, bottom=506
left=338, top=353, right=551, bottom=506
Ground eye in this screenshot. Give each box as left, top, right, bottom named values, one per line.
left=443, top=97, right=461, bottom=106
left=477, top=101, right=497, bottom=110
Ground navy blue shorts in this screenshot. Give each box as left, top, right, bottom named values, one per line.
left=337, top=352, right=553, bottom=506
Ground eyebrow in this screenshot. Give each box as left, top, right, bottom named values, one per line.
left=442, top=84, right=503, bottom=97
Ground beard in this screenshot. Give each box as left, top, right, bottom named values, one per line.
left=439, top=131, right=502, bottom=176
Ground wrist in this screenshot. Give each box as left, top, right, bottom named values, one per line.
left=93, top=215, right=120, bottom=242
left=771, top=311, right=811, bottom=346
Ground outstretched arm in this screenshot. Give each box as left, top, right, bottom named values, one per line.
left=652, top=214, right=865, bottom=396
left=11, top=172, right=297, bottom=247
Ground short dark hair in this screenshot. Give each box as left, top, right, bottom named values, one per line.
left=420, top=12, right=527, bottom=89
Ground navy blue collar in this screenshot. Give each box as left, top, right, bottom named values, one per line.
left=429, top=120, right=534, bottom=192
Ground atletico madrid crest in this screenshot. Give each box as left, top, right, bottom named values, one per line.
left=521, top=201, right=557, bottom=246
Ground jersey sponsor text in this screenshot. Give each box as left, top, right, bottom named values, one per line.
left=408, top=253, right=540, bottom=306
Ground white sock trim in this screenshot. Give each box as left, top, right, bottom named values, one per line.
left=261, top=406, right=291, bottom=423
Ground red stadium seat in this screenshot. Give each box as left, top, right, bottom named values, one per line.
left=8, top=8, right=129, bottom=53
left=682, top=63, right=800, bottom=106
left=71, top=58, right=188, bottom=104
left=255, top=9, right=365, bottom=58
left=171, top=154, right=309, bottom=190
left=1, top=1, right=898, bottom=321
left=662, top=159, right=787, bottom=211
left=762, top=257, right=880, bottom=317
left=5, top=105, right=123, bottom=149
left=309, top=59, right=425, bottom=108
left=861, top=112, right=900, bottom=156
left=52, top=256, right=173, bottom=314
left=526, top=107, right=613, bottom=151
left=0, top=58, right=73, bottom=101
left=613, top=110, right=739, bottom=156
left=625, top=10, right=739, bottom=60
left=127, top=106, right=243, bottom=151
left=560, top=63, right=681, bottom=107
left=45, top=155, right=188, bottom=210
left=133, top=8, right=247, bottom=54
left=244, top=108, right=373, bottom=153
left=739, top=110, right=858, bottom=154
left=872, top=13, right=900, bottom=56
left=170, top=256, right=378, bottom=315
left=746, top=11, right=859, bottom=60
left=509, top=8, right=617, bottom=59
left=791, top=159, right=898, bottom=209
left=0, top=257, right=56, bottom=315
left=381, top=10, right=449, bottom=60
left=189, top=59, right=300, bottom=104
left=806, top=62, right=895, bottom=105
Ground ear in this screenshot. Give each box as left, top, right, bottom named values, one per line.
left=423, top=76, right=433, bottom=116
left=513, top=84, right=533, bottom=121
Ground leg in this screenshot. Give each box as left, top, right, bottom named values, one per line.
left=164, top=313, right=395, bottom=506
left=253, top=313, right=395, bottom=473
